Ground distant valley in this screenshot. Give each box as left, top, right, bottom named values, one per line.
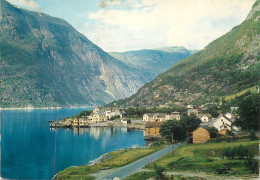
left=109, top=47, right=196, bottom=81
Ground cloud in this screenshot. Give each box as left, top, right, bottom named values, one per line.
left=6, top=0, right=39, bottom=9
left=100, top=0, right=122, bottom=8
left=81, top=0, right=255, bottom=51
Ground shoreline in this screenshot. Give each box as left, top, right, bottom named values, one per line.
left=0, top=106, right=92, bottom=111
left=50, top=120, right=145, bottom=130
left=52, top=144, right=148, bottom=180
left=53, top=142, right=147, bottom=179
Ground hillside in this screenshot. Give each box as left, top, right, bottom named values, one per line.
left=109, top=0, right=260, bottom=108
left=109, top=47, right=194, bottom=81
left=0, top=0, right=151, bottom=108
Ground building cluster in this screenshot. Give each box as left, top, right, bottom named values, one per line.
left=144, top=104, right=239, bottom=143
left=143, top=111, right=180, bottom=139
left=143, top=112, right=181, bottom=122
left=73, top=107, right=125, bottom=126
left=192, top=112, right=238, bottom=144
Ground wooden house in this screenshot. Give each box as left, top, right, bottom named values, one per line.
left=220, top=128, right=229, bottom=135
left=145, top=122, right=162, bottom=136
left=192, top=125, right=211, bottom=144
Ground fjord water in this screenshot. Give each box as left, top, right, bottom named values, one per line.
left=0, top=109, right=145, bottom=179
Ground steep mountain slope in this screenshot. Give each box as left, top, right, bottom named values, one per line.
left=109, top=47, right=194, bottom=81
left=110, top=0, right=260, bottom=108
left=0, top=0, right=149, bottom=108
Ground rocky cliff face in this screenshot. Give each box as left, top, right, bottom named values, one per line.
left=109, top=47, right=193, bottom=81
left=110, top=0, right=260, bottom=108
left=0, top=0, right=149, bottom=107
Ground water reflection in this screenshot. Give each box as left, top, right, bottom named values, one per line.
left=1, top=109, right=145, bottom=179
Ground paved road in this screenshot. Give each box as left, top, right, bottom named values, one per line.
left=98, top=141, right=187, bottom=180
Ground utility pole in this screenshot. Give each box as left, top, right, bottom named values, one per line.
left=172, top=132, right=174, bottom=156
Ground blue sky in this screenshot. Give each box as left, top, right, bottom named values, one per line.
left=7, top=0, right=255, bottom=52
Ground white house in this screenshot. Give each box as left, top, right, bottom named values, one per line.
left=165, top=112, right=181, bottom=120
left=224, top=112, right=232, bottom=119
left=91, top=107, right=123, bottom=120
left=198, top=114, right=209, bottom=122
left=187, top=105, right=194, bottom=109
left=88, top=111, right=107, bottom=123
left=110, top=108, right=123, bottom=118
left=143, top=112, right=181, bottom=122
left=143, top=113, right=153, bottom=121
left=210, top=115, right=232, bottom=131
left=188, top=109, right=198, bottom=116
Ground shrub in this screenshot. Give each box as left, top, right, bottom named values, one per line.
left=249, top=130, right=257, bottom=140
left=222, top=145, right=249, bottom=159
left=154, top=164, right=165, bottom=178
left=110, top=115, right=120, bottom=120
left=244, top=151, right=259, bottom=174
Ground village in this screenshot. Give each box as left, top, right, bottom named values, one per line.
left=50, top=104, right=240, bottom=144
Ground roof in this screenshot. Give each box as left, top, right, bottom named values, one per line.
left=218, top=115, right=232, bottom=122
left=193, top=125, right=211, bottom=133
left=144, top=113, right=167, bottom=118
left=96, top=111, right=105, bottom=116
left=172, top=111, right=180, bottom=114
left=188, top=109, right=198, bottom=113
left=144, top=113, right=153, bottom=117
left=154, top=113, right=166, bottom=117
left=208, top=120, right=215, bottom=126
left=187, top=105, right=193, bottom=108
left=201, top=125, right=211, bottom=131
left=145, top=121, right=162, bottom=128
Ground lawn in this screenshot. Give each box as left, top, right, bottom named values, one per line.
left=146, top=139, right=258, bottom=176
left=54, top=144, right=168, bottom=180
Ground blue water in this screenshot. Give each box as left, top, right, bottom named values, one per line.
left=0, top=108, right=145, bottom=179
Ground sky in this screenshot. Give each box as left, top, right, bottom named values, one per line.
left=6, top=0, right=255, bottom=52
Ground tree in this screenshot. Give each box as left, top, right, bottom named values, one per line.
left=180, top=114, right=201, bottom=136
left=75, top=114, right=80, bottom=119
left=160, top=120, right=187, bottom=142
left=206, top=104, right=220, bottom=118
left=234, top=93, right=259, bottom=131
left=208, top=127, right=219, bottom=138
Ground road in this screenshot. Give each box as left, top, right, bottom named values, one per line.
left=98, top=141, right=187, bottom=180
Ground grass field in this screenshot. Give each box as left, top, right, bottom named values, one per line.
left=224, top=86, right=258, bottom=100
left=54, top=144, right=168, bottom=180
left=146, top=139, right=258, bottom=175
left=54, top=139, right=258, bottom=180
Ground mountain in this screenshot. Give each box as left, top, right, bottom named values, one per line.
left=109, top=47, right=194, bottom=81
left=0, top=0, right=151, bottom=108
left=109, top=0, right=260, bottom=108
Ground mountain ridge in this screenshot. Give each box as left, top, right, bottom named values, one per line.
left=108, top=0, right=260, bottom=108
left=0, top=0, right=148, bottom=107
left=0, top=0, right=192, bottom=108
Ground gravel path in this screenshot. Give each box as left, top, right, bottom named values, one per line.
left=166, top=171, right=259, bottom=180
